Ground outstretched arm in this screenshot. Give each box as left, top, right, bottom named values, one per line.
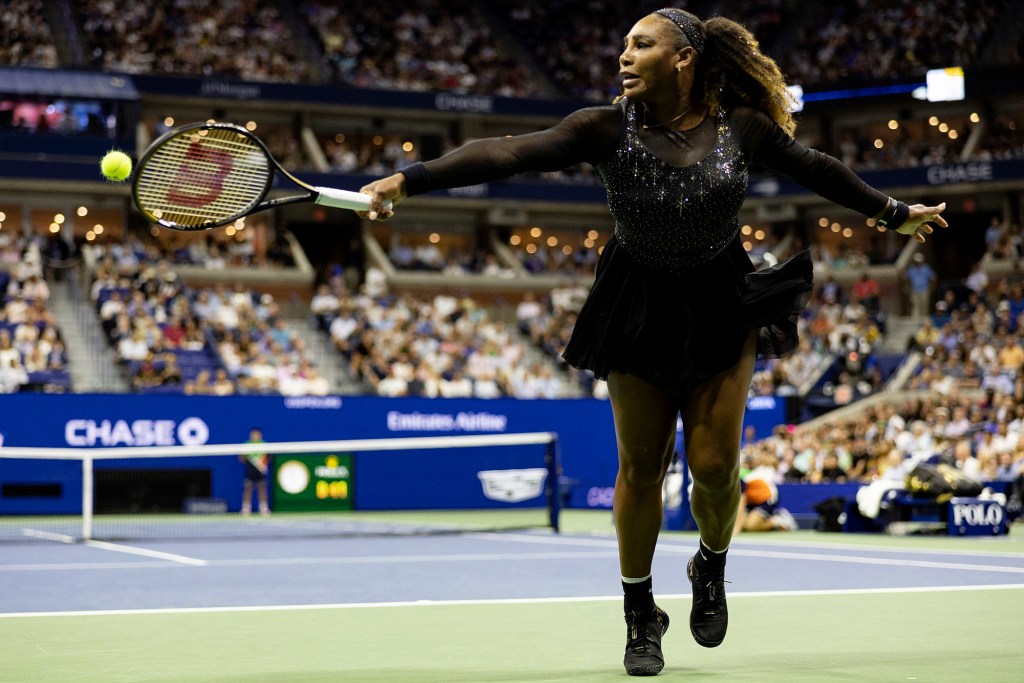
left=359, top=105, right=622, bottom=220
left=732, top=108, right=948, bottom=242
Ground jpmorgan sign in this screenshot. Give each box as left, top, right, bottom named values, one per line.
left=64, top=417, right=210, bottom=447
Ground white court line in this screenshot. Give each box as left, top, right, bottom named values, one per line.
left=0, top=561, right=191, bottom=572
left=2, top=546, right=1020, bottom=575
left=719, top=536, right=1024, bottom=558
left=84, top=540, right=208, bottom=566
left=6, top=539, right=1019, bottom=574
left=15, top=527, right=208, bottom=566
left=469, top=532, right=1024, bottom=574
left=21, top=529, right=77, bottom=544
left=725, top=548, right=1024, bottom=574
left=210, top=550, right=618, bottom=567
left=478, top=531, right=1024, bottom=561
left=0, top=551, right=619, bottom=572
left=2, top=583, right=1022, bottom=619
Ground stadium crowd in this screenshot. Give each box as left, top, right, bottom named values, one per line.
left=5, top=0, right=1020, bottom=179
left=778, top=0, right=1003, bottom=86
left=77, top=0, right=311, bottom=81
left=740, top=266, right=1024, bottom=489
left=86, top=244, right=329, bottom=396
left=301, top=0, right=546, bottom=97
left=1, top=0, right=58, bottom=68
left=0, top=235, right=69, bottom=392
left=312, top=278, right=574, bottom=399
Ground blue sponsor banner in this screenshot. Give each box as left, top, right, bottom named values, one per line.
left=0, top=394, right=616, bottom=513
left=129, top=74, right=583, bottom=118
left=749, top=159, right=1024, bottom=198
left=0, top=393, right=789, bottom=514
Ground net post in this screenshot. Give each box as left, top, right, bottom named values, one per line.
left=545, top=433, right=561, bottom=533
left=82, top=455, right=93, bottom=541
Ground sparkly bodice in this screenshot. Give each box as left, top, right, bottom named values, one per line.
left=597, top=101, right=749, bottom=273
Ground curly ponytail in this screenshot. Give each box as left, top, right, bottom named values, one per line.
left=699, top=16, right=797, bottom=136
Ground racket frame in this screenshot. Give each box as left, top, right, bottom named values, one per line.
left=132, top=122, right=377, bottom=231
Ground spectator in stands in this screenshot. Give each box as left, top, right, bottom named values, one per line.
left=878, top=447, right=910, bottom=482
left=161, top=316, right=187, bottom=348
left=810, top=452, right=849, bottom=483
left=990, top=420, right=1020, bottom=458
left=439, top=369, right=473, bottom=398
left=376, top=366, right=409, bottom=397
left=905, top=253, right=937, bottom=319
left=46, top=338, right=66, bottom=371
left=995, top=451, right=1019, bottom=481
left=98, top=290, right=125, bottom=326
left=472, top=368, right=504, bottom=399
left=0, top=330, right=21, bottom=370
left=160, top=354, right=183, bottom=386
left=211, top=369, right=236, bottom=396
left=310, top=284, right=340, bottom=326
left=185, top=369, right=213, bottom=395
left=358, top=7, right=948, bottom=672
left=4, top=292, right=28, bottom=324
left=952, top=438, right=982, bottom=480
left=116, top=327, right=151, bottom=363
left=0, top=356, right=28, bottom=393
left=852, top=271, right=881, bottom=314
left=965, top=261, right=990, bottom=297
left=997, top=333, right=1024, bottom=376
left=18, top=274, right=49, bottom=302
left=132, top=352, right=163, bottom=389
left=1004, top=223, right=1024, bottom=262
left=299, top=366, right=331, bottom=396
left=515, top=292, right=543, bottom=333
left=23, top=345, right=48, bottom=374
left=985, top=214, right=1007, bottom=253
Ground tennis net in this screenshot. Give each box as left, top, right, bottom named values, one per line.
left=0, top=432, right=560, bottom=542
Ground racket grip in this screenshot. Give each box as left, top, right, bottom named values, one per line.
left=314, top=187, right=393, bottom=212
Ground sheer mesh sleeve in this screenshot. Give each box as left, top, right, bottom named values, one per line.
left=730, top=107, right=890, bottom=218
left=401, top=105, right=622, bottom=195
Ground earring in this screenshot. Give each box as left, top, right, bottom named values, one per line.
left=676, top=64, right=684, bottom=71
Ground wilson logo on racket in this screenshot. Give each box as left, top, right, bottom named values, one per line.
left=132, top=122, right=390, bottom=231
left=165, top=141, right=236, bottom=208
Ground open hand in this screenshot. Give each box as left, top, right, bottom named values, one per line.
left=896, top=202, right=948, bottom=243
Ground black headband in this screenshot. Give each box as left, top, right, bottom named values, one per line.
left=655, top=8, right=705, bottom=56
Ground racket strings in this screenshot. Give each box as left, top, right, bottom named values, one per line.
left=135, top=128, right=273, bottom=229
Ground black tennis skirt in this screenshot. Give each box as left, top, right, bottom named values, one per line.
left=561, top=234, right=813, bottom=390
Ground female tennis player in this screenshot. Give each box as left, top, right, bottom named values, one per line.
left=360, top=7, right=947, bottom=676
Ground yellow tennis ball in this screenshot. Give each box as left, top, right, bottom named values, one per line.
left=100, top=150, right=132, bottom=182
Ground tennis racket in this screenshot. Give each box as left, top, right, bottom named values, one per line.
left=132, top=122, right=389, bottom=231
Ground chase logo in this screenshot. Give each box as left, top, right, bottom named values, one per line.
left=746, top=396, right=777, bottom=410
left=65, top=417, right=210, bottom=447
left=477, top=468, right=547, bottom=503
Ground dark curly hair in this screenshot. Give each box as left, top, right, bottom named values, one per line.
left=657, top=10, right=797, bottom=136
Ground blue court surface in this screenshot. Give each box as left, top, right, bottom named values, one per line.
left=2, top=512, right=1023, bottom=681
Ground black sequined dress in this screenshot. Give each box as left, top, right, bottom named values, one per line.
left=401, top=99, right=893, bottom=389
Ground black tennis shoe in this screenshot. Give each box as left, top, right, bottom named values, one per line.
left=687, top=556, right=728, bottom=648
left=623, top=606, right=669, bottom=676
